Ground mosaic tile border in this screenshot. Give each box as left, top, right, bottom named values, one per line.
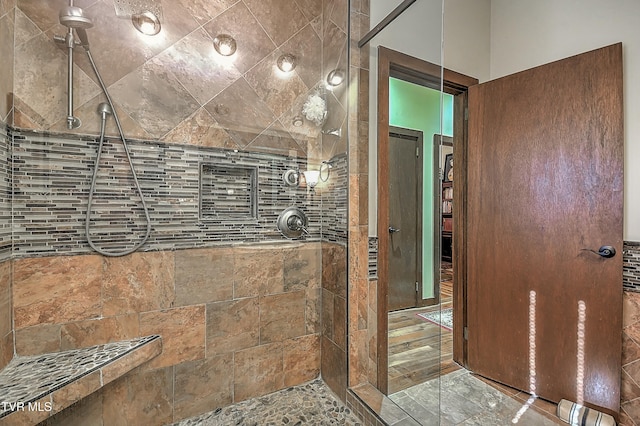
left=10, top=127, right=347, bottom=257
left=0, top=335, right=160, bottom=418
left=0, top=123, right=10, bottom=262
left=368, top=237, right=378, bottom=279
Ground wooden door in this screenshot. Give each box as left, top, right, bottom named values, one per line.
left=466, top=44, right=623, bottom=417
left=388, top=127, right=423, bottom=311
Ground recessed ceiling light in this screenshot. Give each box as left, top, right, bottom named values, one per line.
left=326, top=69, right=345, bottom=87
left=277, top=54, right=297, bottom=73
left=213, top=34, right=237, bottom=56
left=132, top=11, right=161, bottom=36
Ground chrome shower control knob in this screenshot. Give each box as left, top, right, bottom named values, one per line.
left=277, top=207, right=308, bottom=239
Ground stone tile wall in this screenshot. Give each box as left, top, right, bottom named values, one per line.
left=0, top=0, right=14, bottom=373
left=347, top=0, right=374, bottom=398
left=14, top=243, right=322, bottom=424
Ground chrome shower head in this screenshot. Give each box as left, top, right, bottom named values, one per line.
left=59, top=6, right=93, bottom=29
left=59, top=6, right=93, bottom=48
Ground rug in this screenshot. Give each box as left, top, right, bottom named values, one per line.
left=417, top=308, right=453, bottom=331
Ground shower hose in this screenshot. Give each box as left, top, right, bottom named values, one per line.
left=84, top=48, right=152, bottom=257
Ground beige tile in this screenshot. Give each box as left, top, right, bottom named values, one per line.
left=0, top=395, right=52, bottom=426
left=244, top=0, right=307, bottom=46
left=13, top=255, right=102, bottom=328
left=283, top=334, right=320, bottom=386
left=206, top=297, right=259, bottom=357
left=295, top=0, right=323, bottom=23
left=622, top=369, right=640, bottom=403
left=50, top=371, right=101, bottom=415
left=174, top=0, right=238, bottom=26
left=283, top=243, right=321, bottom=292
left=39, top=390, right=102, bottom=426
left=101, top=366, right=173, bottom=426
left=0, top=11, right=14, bottom=120
left=60, top=314, right=139, bottom=351
left=175, top=247, right=234, bottom=306
left=260, top=291, right=306, bottom=344
left=203, top=2, right=276, bottom=75
left=101, top=337, right=162, bottom=385
left=233, top=246, right=284, bottom=298
left=14, top=7, right=39, bottom=47
left=333, top=294, right=347, bottom=350
left=306, top=286, right=322, bottom=334
left=0, top=330, right=12, bottom=370
left=173, top=353, right=233, bottom=421
left=623, top=330, right=640, bottom=366
left=102, top=251, right=174, bottom=317
left=321, top=335, right=347, bottom=401
left=322, top=288, right=334, bottom=340
left=624, top=291, right=640, bottom=327
left=234, top=342, right=284, bottom=402
left=15, top=323, right=61, bottom=355
left=246, top=121, right=305, bottom=157
left=139, top=305, right=205, bottom=369
left=155, top=27, right=242, bottom=105
left=0, top=260, right=10, bottom=338
left=161, top=107, right=238, bottom=149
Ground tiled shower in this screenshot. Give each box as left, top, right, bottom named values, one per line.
left=0, top=0, right=352, bottom=424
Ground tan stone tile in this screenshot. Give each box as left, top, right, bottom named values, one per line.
left=175, top=247, right=234, bottom=306
left=0, top=330, right=13, bottom=370
left=259, top=291, right=306, bottom=344
left=624, top=291, right=640, bottom=327
left=623, top=330, right=640, bottom=366
left=283, top=243, right=321, bottom=291
left=322, top=288, right=334, bottom=340
left=161, top=108, right=238, bottom=149
left=234, top=342, right=284, bottom=402
left=244, top=0, right=307, bottom=46
left=13, top=255, right=102, bottom=328
left=321, top=335, right=347, bottom=401
left=101, top=366, right=173, bottom=426
left=233, top=246, right=284, bottom=298
left=0, top=260, right=11, bottom=338
left=174, top=0, right=238, bottom=26
left=154, top=27, right=242, bottom=106
left=102, top=251, right=174, bottom=317
left=60, top=314, right=139, bottom=351
left=283, top=334, right=320, bottom=386
left=305, top=286, right=321, bottom=335
left=333, top=295, right=347, bottom=350
left=206, top=297, right=259, bottom=357
left=246, top=121, right=306, bottom=158
left=39, top=390, right=102, bottom=426
left=295, top=0, right=323, bottom=23
left=0, top=395, right=52, bottom=426
left=278, top=24, right=321, bottom=90
left=349, top=329, right=368, bottom=385
left=0, top=12, right=13, bottom=121
left=173, top=353, right=233, bottom=421
left=50, top=371, right=101, bottom=415
left=140, top=305, right=205, bottom=369
left=14, top=323, right=61, bottom=356
left=101, top=337, right=162, bottom=385
left=622, top=369, right=640, bottom=403
left=202, top=2, right=276, bottom=75
left=622, top=398, right=640, bottom=425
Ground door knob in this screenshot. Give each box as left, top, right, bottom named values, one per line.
left=581, top=245, right=616, bottom=258
left=388, top=226, right=400, bottom=234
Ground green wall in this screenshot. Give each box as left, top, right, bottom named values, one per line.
left=389, top=77, right=453, bottom=299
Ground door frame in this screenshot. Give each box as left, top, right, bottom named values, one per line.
left=376, top=46, right=477, bottom=393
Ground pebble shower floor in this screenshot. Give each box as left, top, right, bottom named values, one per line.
left=172, top=379, right=362, bottom=425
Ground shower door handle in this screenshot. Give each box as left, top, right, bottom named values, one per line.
left=388, top=226, right=400, bottom=234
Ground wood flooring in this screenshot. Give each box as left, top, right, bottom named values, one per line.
left=388, top=263, right=459, bottom=394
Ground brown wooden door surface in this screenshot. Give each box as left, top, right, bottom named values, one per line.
left=388, top=127, right=423, bottom=311
left=466, top=44, right=623, bottom=417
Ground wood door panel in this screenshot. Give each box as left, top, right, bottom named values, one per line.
left=467, top=44, right=623, bottom=417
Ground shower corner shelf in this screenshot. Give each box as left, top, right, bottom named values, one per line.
left=0, top=335, right=162, bottom=424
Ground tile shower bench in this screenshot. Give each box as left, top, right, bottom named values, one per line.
left=0, top=335, right=162, bottom=425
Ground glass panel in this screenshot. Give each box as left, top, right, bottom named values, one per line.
left=352, top=0, right=445, bottom=424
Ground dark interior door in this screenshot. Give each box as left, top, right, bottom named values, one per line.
left=388, top=127, right=423, bottom=311
left=466, top=44, right=623, bottom=417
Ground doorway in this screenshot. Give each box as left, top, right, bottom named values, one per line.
left=376, top=46, right=477, bottom=394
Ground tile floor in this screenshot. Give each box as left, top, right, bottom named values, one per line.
left=172, top=379, right=362, bottom=426
left=390, top=369, right=564, bottom=425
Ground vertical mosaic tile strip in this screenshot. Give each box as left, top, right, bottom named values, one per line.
left=0, top=124, right=10, bottom=261
left=11, top=129, right=347, bottom=257
left=624, top=242, right=640, bottom=292
left=368, top=237, right=378, bottom=279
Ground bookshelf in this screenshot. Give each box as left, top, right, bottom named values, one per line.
left=442, top=181, right=453, bottom=262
